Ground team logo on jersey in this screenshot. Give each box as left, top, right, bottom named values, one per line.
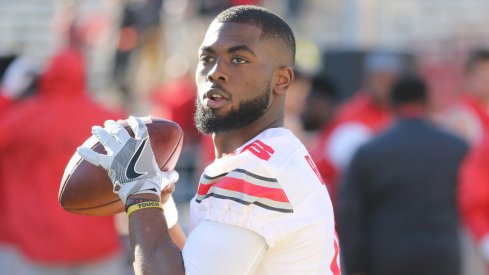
left=195, top=168, right=293, bottom=213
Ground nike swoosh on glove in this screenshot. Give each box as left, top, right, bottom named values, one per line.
left=77, top=116, right=179, bottom=204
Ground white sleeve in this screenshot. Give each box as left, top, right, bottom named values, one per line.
left=182, top=221, right=267, bottom=275
left=163, top=195, right=178, bottom=228
left=479, top=234, right=489, bottom=262
left=326, top=122, right=371, bottom=170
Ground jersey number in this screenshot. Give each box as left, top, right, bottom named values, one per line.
left=242, top=140, right=275, bottom=161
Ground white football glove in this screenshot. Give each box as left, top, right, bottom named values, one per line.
left=77, top=116, right=179, bottom=204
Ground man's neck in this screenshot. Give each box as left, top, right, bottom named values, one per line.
left=394, top=103, right=427, bottom=119
left=212, top=116, right=283, bottom=159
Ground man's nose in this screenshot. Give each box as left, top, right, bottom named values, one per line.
left=207, top=59, right=227, bottom=82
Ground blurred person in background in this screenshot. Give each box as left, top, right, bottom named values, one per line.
left=338, top=76, right=468, bottom=275
left=300, top=74, right=338, bottom=135
left=112, top=0, right=165, bottom=113
left=443, top=48, right=489, bottom=145
left=300, top=73, right=338, bottom=148
left=0, top=51, right=38, bottom=275
left=459, top=133, right=489, bottom=273
left=441, top=48, right=489, bottom=275
left=0, top=46, right=127, bottom=274
left=314, top=51, right=403, bottom=204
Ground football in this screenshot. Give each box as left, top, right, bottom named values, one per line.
left=58, top=117, right=184, bottom=216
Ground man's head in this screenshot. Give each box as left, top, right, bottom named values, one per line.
left=363, top=51, right=403, bottom=106
left=194, top=5, right=295, bottom=134
left=465, top=49, right=489, bottom=102
left=213, top=5, right=296, bottom=66
left=389, top=75, right=428, bottom=117
left=300, top=74, right=337, bottom=131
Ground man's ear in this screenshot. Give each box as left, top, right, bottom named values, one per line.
left=273, top=66, right=294, bottom=95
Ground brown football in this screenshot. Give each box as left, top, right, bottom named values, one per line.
left=58, top=117, right=184, bottom=216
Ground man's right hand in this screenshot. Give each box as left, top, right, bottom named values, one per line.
left=77, top=116, right=179, bottom=204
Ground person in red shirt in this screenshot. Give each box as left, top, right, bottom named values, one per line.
left=313, top=51, right=403, bottom=203
left=444, top=49, right=489, bottom=275
left=442, top=49, right=489, bottom=145
left=460, top=134, right=489, bottom=272
left=0, top=47, right=126, bottom=274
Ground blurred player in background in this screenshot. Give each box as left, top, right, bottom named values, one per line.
left=79, top=5, right=340, bottom=274
left=443, top=49, right=489, bottom=145
left=314, top=51, right=403, bottom=204
left=441, top=48, right=489, bottom=275
left=338, top=76, right=468, bottom=275
left=0, top=46, right=126, bottom=274
left=460, top=133, right=489, bottom=273
left=300, top=74, right=338, bottom=140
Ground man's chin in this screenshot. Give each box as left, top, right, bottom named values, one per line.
left=207, top=109, right=226, bottom=118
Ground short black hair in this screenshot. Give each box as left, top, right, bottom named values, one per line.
left=465, top=48, right=489, bottom=72
left=214, top=5, right=296, bottom=65
left=389, top=75, right=427, bottom=107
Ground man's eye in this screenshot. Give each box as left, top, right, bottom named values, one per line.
left=200, top=55, right=214, bottom=63
left=232, top=57, right=247, bottom=64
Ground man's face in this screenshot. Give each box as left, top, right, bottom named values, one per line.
left=194, top=22, right=276, bottom=134
left=467, top=61, right=489, bottom=100
left=367, top=71, right=399, bottom=106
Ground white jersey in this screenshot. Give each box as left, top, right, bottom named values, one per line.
left=189, top=128, right=340, bottom=274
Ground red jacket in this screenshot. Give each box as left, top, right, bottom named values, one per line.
left=152, top=77, right=200, bottom=144
left=0, top=95, right=12, bottom=116
left=460, top=134, right=489, bottom=242
left=0, top=48, right=123, bottom=263
left=330, top=91, right=392, bottom=134
left=313, top=92, right=392, bottom=204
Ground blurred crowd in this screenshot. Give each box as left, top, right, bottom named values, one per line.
left=2, top=0, right=489, bottom=274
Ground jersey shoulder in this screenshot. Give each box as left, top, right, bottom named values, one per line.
left=195, top=128, right=302, bottom=214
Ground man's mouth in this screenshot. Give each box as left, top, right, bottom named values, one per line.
left=209, top=93, right=223, bottom=100
left=203, top=88, right=230, bottom=109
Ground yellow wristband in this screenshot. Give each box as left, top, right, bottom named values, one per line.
left=126, top=201, right=163, bottom=217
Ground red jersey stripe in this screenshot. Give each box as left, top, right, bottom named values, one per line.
left=330, top=232, right=341, bottom=275
left=197, top=181, right=215, bottom=196
left=197, top=176, right=289, bottom=203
